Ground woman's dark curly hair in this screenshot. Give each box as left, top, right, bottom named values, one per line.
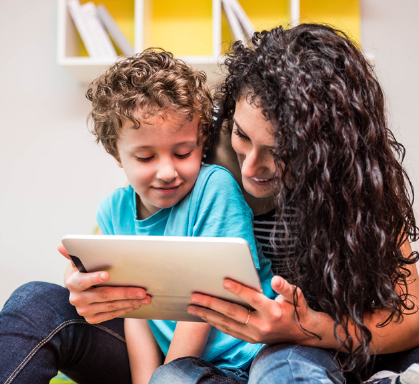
left=215, top=23, right=419, bottom=378
left=86, top=48, right=213, bottom=160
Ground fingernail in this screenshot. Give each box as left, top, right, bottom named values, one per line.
left=190, top=296, right=200, bottom=304
left=140, top=298, right=150, bottom=305
left=224, top=280, right=232, bottom=289
left=188, top=306, right=196, bottom=314
left=99, top=273, right=107, bottom=281
left=136, top=291, right=145, bottom=299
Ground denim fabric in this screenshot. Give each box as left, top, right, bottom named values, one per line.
left=0, top=281, right=131, bottom=384
left=149, top=356, right=249, bottom=384
left=249, top=343, right=345, bottom=384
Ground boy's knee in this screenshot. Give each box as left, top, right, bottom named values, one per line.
left=2, top=281, right=69, bottom=317
left=149, top=363, right=176, bottom=384
left=149, top=357, right=208, bottom=384
left=11, top=281, right=66, bottom=303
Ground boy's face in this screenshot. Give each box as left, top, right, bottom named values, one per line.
left=116, top=111, right=203, bottom=219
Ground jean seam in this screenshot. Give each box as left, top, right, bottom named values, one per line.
left=4, top=319, right=126, bottom=383
left=91, top=323, right=125, bottom=343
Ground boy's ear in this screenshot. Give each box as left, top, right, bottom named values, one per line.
left=114, top=156, right=123, bottom=168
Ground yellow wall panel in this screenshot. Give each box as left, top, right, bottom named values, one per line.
left=221, top=0, right=289, bottom=54
left=300, top=0, right=360, bottom=44
left=239, top=0, right=289, bottom=31
left=148, top=0, right=213, bottom=56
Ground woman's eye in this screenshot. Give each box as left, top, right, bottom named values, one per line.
left=135, top=156, right=153, bottom=163
left=175, top=152, right=192, bottom=159
left=233, top=128, right=250, bottom=142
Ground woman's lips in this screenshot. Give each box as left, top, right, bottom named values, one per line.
left=249, top=176, right=274, bottom=187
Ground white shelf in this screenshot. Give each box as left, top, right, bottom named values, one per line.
left=60, top=0, right=361, bottom=86
left=57, top=0, right=226, bottom=85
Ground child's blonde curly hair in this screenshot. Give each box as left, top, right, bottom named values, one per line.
left=86, top=48, right=213, bottom=160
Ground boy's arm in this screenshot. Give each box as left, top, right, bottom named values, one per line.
left=164, top=322, right=211, bottom=364
left=125, top=318, right=162, bottom=384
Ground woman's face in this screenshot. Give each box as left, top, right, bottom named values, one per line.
left=232, top=97, right=276, bottom=200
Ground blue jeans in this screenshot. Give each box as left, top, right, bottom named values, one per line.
left=0, top=282, right=247, bottom=384
left=3, top=282, right=419, bottom=384
left=249, top=343, right=345, bottom=384
left=249, top=343, right=419, bottom=384
left=0, top=281, right=131, bottom=384
left=149, top=356, right=249, bottom=384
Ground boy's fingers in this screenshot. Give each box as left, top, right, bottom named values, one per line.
left=58, top=242, right=71, bottom=260
left=84, top=306, right=144, bottom=324
left=68, top=271, right=110, bottom=292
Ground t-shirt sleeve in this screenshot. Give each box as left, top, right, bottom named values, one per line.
left=96, top=197, right=114, bottom=235
left=191, top=167, right=274, bottom=298
left=191, top=168, right=256, bottom=255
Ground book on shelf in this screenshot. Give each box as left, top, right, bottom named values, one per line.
left=81, top=2, right=117, bottom=58
left=67, top=0, right=117, bottom=59
left=222, top=0, right=255, bottom=44
left=97, top=4, right=134, bottom=56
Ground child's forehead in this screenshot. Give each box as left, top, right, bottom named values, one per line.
left=124, top=107, right=197, bottom=131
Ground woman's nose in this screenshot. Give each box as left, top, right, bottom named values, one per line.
left=241, top=150, right=262, bottom=178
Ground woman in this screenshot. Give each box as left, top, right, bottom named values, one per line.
left=184, top=24, right=419, bottom=383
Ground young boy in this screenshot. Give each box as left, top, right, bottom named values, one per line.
left=86, top=49, right=273, bottom=384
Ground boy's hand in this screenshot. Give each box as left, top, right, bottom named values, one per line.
left=58, top=242, right=151, bottom=324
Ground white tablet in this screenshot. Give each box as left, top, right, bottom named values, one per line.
left=62, top=235, right=262, bottom=322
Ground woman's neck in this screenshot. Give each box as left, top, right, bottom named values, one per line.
left=242, top=190, right=275, bottom=216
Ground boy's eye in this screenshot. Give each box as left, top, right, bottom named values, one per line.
left=233, top=127, right=250, bottom=142
left=135, top=156, right=153, bottom=162
left=175, top=152, right=192, bottom=159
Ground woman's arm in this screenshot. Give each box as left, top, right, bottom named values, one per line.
left=188, top=241, right=419, bottom=354
left=125, top=318, right=162, bottom=384
left=164, top=322, right=211, bottom=364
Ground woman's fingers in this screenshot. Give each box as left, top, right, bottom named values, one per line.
left=187, top=305, right=255, bottom=343
left=189, top=293, right=250, bottom=324
left=220, top=279, right=271, bottom=312
left=271, top=275, right=295, bottom=302
left=271, top=275, right=306, bottom=308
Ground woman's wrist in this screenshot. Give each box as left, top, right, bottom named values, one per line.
left=299, top=310, right=339, bottom=349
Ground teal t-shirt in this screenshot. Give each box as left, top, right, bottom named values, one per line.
left=97, top=164, right=274, bottom=370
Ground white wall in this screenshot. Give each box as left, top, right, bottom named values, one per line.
left=0, top=0, right=126, bottom=306
left=361, top=0, right=419, bottom=252
left=1, top=0, right=419, bottom=307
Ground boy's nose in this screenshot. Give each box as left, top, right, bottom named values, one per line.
left=156, top=160, right=178, bottom=182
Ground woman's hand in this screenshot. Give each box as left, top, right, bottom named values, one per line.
left=59, top=242, right=151, bottom=324
left=187, top=275, right=335, bottom=347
